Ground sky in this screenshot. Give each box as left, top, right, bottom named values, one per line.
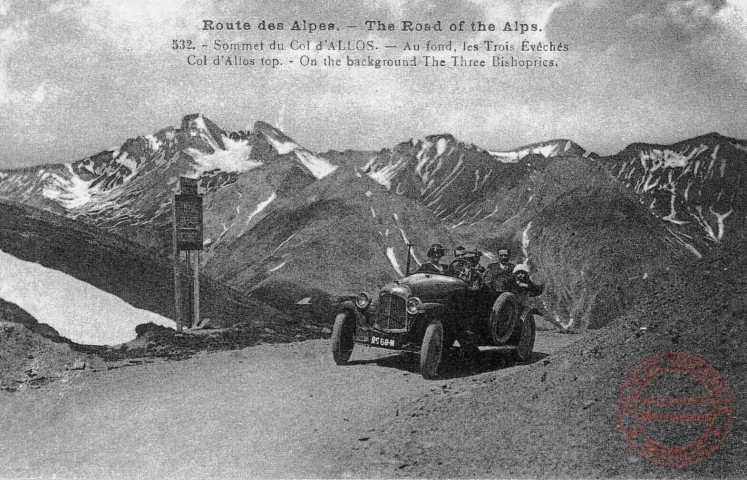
left=0, top=0, right=746, bottom=168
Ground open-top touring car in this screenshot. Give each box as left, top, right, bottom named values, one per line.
left=332, top=247, right=538, bottom=379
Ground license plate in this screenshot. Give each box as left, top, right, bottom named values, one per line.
left=370, top=335, right=396, bottom=348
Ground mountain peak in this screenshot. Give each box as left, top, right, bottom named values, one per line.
left=181, top=114, right=226, bottom=151
left=489, top=139, right=594, bottom=163
left=422, top=133, right=457, bottom=144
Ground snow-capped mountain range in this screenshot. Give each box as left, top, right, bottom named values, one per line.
left=2, top=115, right=742, bottom=252
left=1, top=114, right=744, bottom=328
left=0, top=115, right=339, bottom=254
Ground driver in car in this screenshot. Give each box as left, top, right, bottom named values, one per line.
left=417, top=243, right=448, bottom=274
left=450, top=246, right=485, bottom=290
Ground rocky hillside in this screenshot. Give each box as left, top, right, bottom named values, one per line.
left=522, top=159, right=682, bottom=329
left=0, top=298, right=105, bottom=392
left=0, top=200, right=287, bottom=329
left=599, top=133, right=747, bottom=250
left=205, top=166, right=464, bottom=316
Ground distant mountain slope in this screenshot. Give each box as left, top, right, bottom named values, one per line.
left=488, top=139, right=596, bottom=162
left=599, top=133, right=747, bottom=245
left=0, top=201, right=287, bottom=329
left=205, top=166, right=466, bottom=316
left=323, top=136, right=583, bottom=231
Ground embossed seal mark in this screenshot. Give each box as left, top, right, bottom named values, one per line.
left=618, top=352, right=732, bottom=467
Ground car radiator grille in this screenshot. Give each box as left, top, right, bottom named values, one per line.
left=376, top=293, right=407, bottom=330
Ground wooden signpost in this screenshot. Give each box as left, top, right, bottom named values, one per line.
left=172, top=177, right=203, bottom=331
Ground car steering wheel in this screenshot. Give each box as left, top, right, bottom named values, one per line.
left=448, top=259, right=471, bottom=280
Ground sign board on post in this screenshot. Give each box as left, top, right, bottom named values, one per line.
left=173, top=177, right=203, bottom=331
left=174, top=194, right=203, bottom=251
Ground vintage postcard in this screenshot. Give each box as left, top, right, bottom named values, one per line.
left=1, top=1, right=745, bottom=478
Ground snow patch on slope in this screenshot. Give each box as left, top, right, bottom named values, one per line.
left=0, top=249, right=174, bottom=345
left=294, top=150, right=338, bottom=179
left=521, top=222, right=532, bottom=262
left=186, top=135, right=261, bottom=175
left=42, top=164, right=95, bottom=209
left=269, top=261, right=286, bottom=273
left=115, top=152, right=139, bottom=181
left=145, top=134, right=162, bottom=152
left=639, top=145, right=709, bottom=170
left=248, top=191, right=277, bottom=222
left=239, top=191, right=277, bottom=236
left=262, top=132, right=338, bottom=179
left=364, top=153, right=410, bottom=190
left=188, top=115, right=222, bottom=151
left=368, top=159, right=405, bottom=189
left=386, top=247, right=404, bottom=277
left=436, top=137, right=449, bottom=156
left=489, top=141, right=567, bottom=163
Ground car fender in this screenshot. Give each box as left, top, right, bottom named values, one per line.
left=337, top=300, right=365, bottom=320
left=420, top=302, right=444, bottom=311
left=418, top=302, right=444, bottom=312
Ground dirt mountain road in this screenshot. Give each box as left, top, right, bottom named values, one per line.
left=0, top=330, right=580, bottom=478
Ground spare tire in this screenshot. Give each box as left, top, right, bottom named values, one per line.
left=489, top=292, right=518, bottom=345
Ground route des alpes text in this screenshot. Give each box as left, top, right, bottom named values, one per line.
left=201, top=20, right=335, bottom=33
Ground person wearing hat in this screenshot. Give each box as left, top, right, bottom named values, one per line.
left=417, top=243, right=448, bottom=274
left=483, top=247, right=516, bottom=291
left=448, top=246, right=485, bottom=289
left=506, top=264, right=543, bottom=298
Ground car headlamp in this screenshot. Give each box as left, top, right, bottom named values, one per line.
left=406, top=297, right=422, bottom=314
left=355, top=292, right=371, bottom=309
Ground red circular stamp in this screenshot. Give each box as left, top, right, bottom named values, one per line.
left=618, top=352, right=732, bottom=467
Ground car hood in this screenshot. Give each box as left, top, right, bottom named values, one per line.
left=382, top=273, right=467, bottom=302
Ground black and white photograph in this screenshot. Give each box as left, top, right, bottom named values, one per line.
left=0, top=0, right=745, bottom=478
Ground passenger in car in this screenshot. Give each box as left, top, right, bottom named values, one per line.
left=506, top=264, right=544, bottom=299
left=483, top=247, right=516, bottom=291
left=417, top=243, right=448, bottom=274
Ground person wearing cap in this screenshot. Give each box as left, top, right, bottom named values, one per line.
left=506, top=264, right=544, bottom=298
left=483, top=247, right=516, bottom=291
left=417, top=243, right=448, bottom=274
left=449, top=247, right=485, bottom=289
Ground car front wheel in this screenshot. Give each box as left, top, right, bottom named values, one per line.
left=332, top=311, right=356, bottom=365
left=420, top=321, right=443, bottom=379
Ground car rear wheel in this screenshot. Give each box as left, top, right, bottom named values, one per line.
left=514, top=312, right=536, bottom=362
left=420, top=321, right=443, bottom=379
left=332, top=311, right=356, bottom=365
left=490, top=292, right=518, bottom=345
